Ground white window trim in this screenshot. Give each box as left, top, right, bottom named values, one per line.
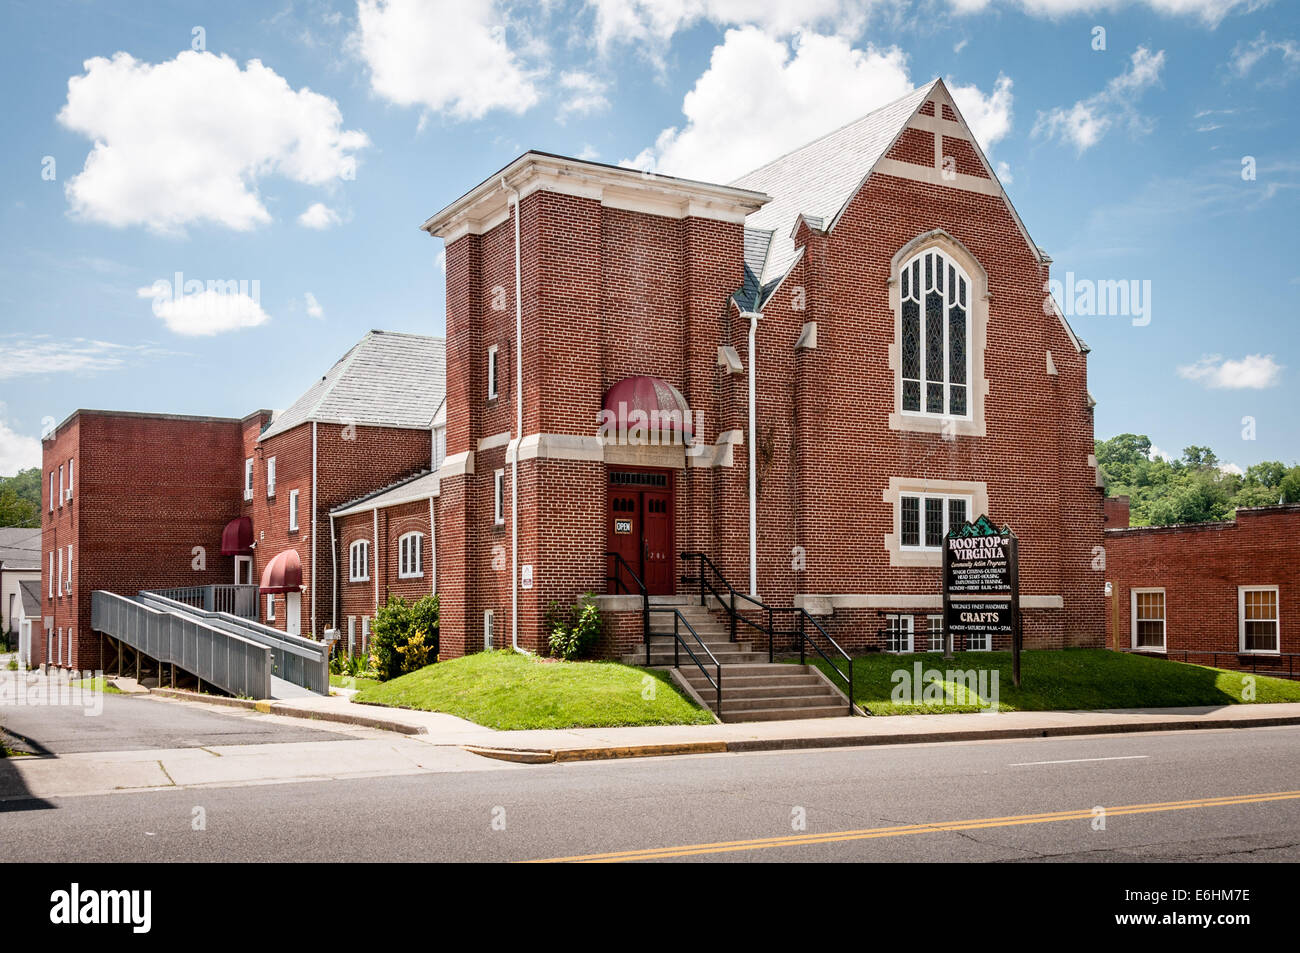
left=487, top=345, right=499, bottom=400
left=266, top=594, right=276, bottom=621
left=885, top=614, right=914, bottom=653
left=288, top=488, right=299, bottom=533
left=267, top=457, right=277, bottom=499
left=66, top=458, right=74, bottom=500
left=1130, top=587, right=1166, bottom=652
left=484, top=609, right=494, bottom=650
left=49, top=551, right=54, bottom=597
left=1238, top=585, right=1280, bottom=656
left=66, top=545, right=72, bottom=595
left=398, top=532, right=424, bottom=579
left=883, top=477, right=988, bottom=569
left=898, top=491, right=972, bottom=552
left=244, top=458, right=254, bottom=501
left=57, top=548, right=62, bottom=597
left=349, top=540, right=370, bottom=582
left=494, top=469, right=506, bottom=525
left=927, top=613, right=945, bottom=652
left=49, top=471, right=55, bottom=512
left=58, top=465, right=64, bottom=509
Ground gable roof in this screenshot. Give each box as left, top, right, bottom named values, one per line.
left=18, top=579, right=40, bottom=616
left=261, top=330, right=446, bottom=441
left=0, top=527, right=41, bottom=570
left=331, top=469, right=438, bottom=517
left=730, top=81, right=939, bottom=296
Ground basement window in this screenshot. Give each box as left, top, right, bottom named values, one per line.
left=1239, top=586, right=1279, bottom=654
left=927, top=614, right=945, bottom=652
left=885, top=615, right=914, bottom=653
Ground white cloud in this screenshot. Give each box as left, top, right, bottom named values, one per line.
left=995, top=160, right=1013, bottom=182
left=1033, top=46, right=1165, bottom=152
left=298, top=202, right=341, bottom=229
left=355, top=0, right=541, bottom=120
left=0, top=336, right=172, bottom=379
left=137, top=283, right=270, bottom=336
left=558, top=71, right=610, bottom=120
left=1148, top=444, right=1173, bottom=463
left=1219, top=462, right=1245, bottom=476
left=622, top=28, right=915, bottom=184
left=577, top=143, right=602, bottom=161
left=950, top=0, right=1262, bottom=27
left=57, top=51, right=368, bottom=234
left=435, top=249, right=447, bottom=274
left=0, top=414, right=41, bottom=477
left=304, top=292, right=324, bottom=318
left=1177, top=353, right=1283, bottom=389
left=1230, top=31, right=1300, bottom=81
left=948, top=73, right=1014, bottom=152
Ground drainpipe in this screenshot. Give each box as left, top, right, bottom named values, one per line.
left=311, top=420, right=318, bottom=637
left=372, top=508, right=380, bottom=613
left=329, top=512, right=338, bottom=630
left=502, top=176, right=527, bottom=654
left=428, top=495, right=437, bottom=596
left=742, top=310, right=761, bottom=596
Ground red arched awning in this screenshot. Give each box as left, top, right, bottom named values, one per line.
left=260, top=548, right=303, bottom=594
left=220, top=516, right=254, bottom=556
left=602, top=376, right=693, bottom=441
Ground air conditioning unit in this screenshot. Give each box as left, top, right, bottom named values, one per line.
left=244, top=488, right=254, bottom=502
left=64, top=489, right=72, bottom=502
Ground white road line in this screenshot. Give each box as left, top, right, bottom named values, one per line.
left=1009, top=755, right=1150, bottom=766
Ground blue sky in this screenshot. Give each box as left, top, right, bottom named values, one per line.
left=1, top=0, right=1297, bottom=476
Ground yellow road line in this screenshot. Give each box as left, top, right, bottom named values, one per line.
left=522, top=789, right=1300, bottom=863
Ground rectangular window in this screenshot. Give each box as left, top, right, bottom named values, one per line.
left=347, top=616, right=356, bottom=654
left=266, top=594, right=276, bottom=622
left=966, top=626, right=989, bottom=652
left=900, top=492, right=972, bottom=551
left=434, top=427, right=447, bottom=471
left=487, top=345, right=499, bottom=400
left=49, top=551, right=54, bottom=598
left=267, top=457, right=277, bottom=498
left=50, top=471, right=55, bottom=512
left=244, top=458, right=254, bottom=501
left=1131, top=588, right=1165, bottom=651
left=57, top=627, right=62, bottom=665
left=361, top=616, right=370, bottom=651
left=349, top=541, right=369, bottom=581
left=494, top=469, right=505, bottom=525
left=484, top=609, right=494, bottom=650
left=67, top=458, right=74, bottom=500
left=58, top=465, right=64, bottom=508
left=927, top=614, right=945, bottom=652
left=885, top=614, right=914, bottom=653
left=66, top=545, right=72, bottom=595
left=57, top=548, right=62, bottom=597
left=288, top=488, right=299, bottom=532
left=1239, top=586, right=1279, bottom=654
left=399, top=534, right=423, bottom=579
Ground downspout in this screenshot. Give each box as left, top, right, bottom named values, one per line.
left=311, top=420, right=318, bottom=637
left=329, top=512, right=338, bottom=631
left=742, top=309, right=760, bottom=596
left=502, top=175, right=528, bottom=654
left=372, top=508, right=380, bottom=613
left=428, top=495, right=437, bottom=595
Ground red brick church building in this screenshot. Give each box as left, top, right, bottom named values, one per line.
left=41, top=78, right=1106, bottom=671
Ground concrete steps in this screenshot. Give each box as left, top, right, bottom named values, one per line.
left=631, top=600, right=854, bottom=722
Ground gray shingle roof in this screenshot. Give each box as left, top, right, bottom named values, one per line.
left=730, top=80, right=938, bottom=296
left=19, top=579, right=41, bottom=616
left=261, top=330, right=446, bottom=441
left=331, top=470, right=440, bottom=517
left=0, top=527, right=41, bottom=570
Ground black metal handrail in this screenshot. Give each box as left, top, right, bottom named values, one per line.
left=606, top=550, right=650, bottom=653
left=649, top=606, right=722, bottom=713
left=681, top=551, right=856, bottom=715
left=1118, top=647, right=1300, bottom=681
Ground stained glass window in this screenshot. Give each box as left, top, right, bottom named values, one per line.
left=898, top=248, right=972, bottom=418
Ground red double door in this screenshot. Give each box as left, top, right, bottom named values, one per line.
left=607, top=473, right=675, bottom=596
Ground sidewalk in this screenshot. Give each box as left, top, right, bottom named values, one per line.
left=156, top=687, right=1300, bottom=764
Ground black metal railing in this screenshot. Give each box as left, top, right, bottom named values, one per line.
left=605, top=550, right=649, bottom=654
left=1118, top=647, right=1300, bottom=681
left=649, top=607, right=722, bottom=712
left=681, top=551, right=856, bottom=715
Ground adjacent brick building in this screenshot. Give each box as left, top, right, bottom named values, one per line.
left=1104, top=503, right=1298, bottom=677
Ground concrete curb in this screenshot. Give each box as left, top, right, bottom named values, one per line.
left=458, top=711, right=1300, bottom=764
left=148, top=688, right=428, bottom=735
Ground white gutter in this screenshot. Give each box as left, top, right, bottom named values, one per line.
left=311, top=420, right=318, bottom=637
left=428, top=495, right=437, bottom=596
left=742, top=310, right=760, bottom=596
left=502, top=176, right=527, bottom=654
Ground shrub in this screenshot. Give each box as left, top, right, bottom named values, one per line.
left=370, top=594, right=440, bottom=680
left=548, top=592, right=604, bottom=660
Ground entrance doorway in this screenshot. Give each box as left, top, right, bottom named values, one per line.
left=234, top=556, right=252, bottom=586
left=286, top=591, right=302, bottom=636
left=606, top=469, right=675, bottom=596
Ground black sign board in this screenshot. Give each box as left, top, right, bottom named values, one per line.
left=941, top=515, right=1023, bottom=685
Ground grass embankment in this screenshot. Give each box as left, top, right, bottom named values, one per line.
left=330, top=674, right=383, bottom=691
left=354, top=650, right=715, bottom=730
left=804, top=648, right=1300, bottom=715
left=69, top=677, right=121, bottom=694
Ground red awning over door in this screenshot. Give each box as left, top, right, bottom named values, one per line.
left=602, top=376, right=693, bottom=440
left=260, top=548, right=303, bottom=594
left=220, top=516, right=254, bottom=555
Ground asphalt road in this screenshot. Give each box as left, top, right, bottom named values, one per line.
left=2, top=725, right=1298, bottom=862
left=0, top=690, right=337, bottom=753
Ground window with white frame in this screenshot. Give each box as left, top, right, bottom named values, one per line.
left=57, top=627, right=62, bottom=665
left=927, top=614, right=945, bottom=652
left=244, top=458, right=254, bottom=501
left=900, top=493, right=969, bottom=550
left=67, top=458, right=74, bottom=500
left=484, top=609, right=494, bottom=650
left=1131, top=588, right=1165, bottom=650
left=494, top=469, right=505, bottom=525
left=349, top=540, right=369, bottom=582
left=49, top=471, right=55, bottom=512
left=900, top=247, right=971, bottom=417
left=361, top=615, right=370, bottom=651
left=288, top=488, right=299, bottom=532
left=57, top=548, right=62, bottom=597
left=1239, top=586, right=1279, bottom=654
left=58, top=464, right=64, bottom=508
left=48, top=551, right=53, bottom=597
left=267, top=457, right=277, bottom=498
left=965, top=623, right=989, bottom=652
left=399, top=532, right=423, bottom=578
left=885, top=614, right=914, bottom=653
left=433, top=426, right=447, bottom=471
left=487, top=345, right=499, bottom=400
left=266, top=594, right=276, bottom=621
left=65, top=545, right=72, bottom=595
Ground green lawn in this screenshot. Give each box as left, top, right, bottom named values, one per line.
left=354, top=650, right=715, bottom=730
left=69, top=676, right=121, bottom=694
left=330, top=673, right=383, bottom=691
left=803, top=648, right=1300, bottom=715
